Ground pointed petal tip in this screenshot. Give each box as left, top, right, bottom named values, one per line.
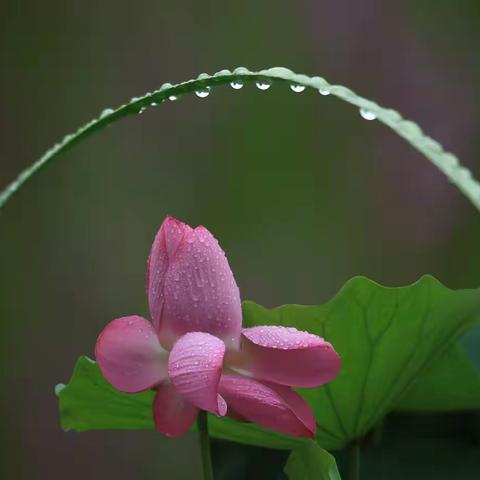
left=160, top=216, right=192, bottom=256
left=193, top=224, right=209, bottom=233
left=216, top=396, right=228, bottom=417
left=163, top=215, right=190, bottom=230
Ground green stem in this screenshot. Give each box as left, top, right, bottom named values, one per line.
left=197, top=411, right=214, bottom=480
left=1, top=67, right=479, bottom=213
left=347, top=441, right=360, bottom=480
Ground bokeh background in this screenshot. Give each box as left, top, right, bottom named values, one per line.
left=1, top=0, right=479, bottom=478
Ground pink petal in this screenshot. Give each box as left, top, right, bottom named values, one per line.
left=153, top=381, right=199, bottom=437
left=95, top=316, right=168, bottom=393
left=236, top=326, right=341, bottom=388
left=147, top=216, right=192, bottom=330
left=168, top=332, right=227, bottom=415
left=219, top=375, right=316, bottom=438
left=159, top=224, right=242, bottom=349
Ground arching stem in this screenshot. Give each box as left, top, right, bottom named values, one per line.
left=1, top=67, right=479, bottom=213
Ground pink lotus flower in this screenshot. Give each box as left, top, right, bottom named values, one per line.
left=95, top=216, right=340, bottom=438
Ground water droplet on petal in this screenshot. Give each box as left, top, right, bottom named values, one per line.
left=230, top=80, right=244, bottom=90
left=319, top=87, right=330, bottom=96
left=359, top=108, right=377, bottom=121
left=290, top=84, right=305, bottom=93
left=195, top=86, right=211, bottom=98
left=255, top=79, right=272, bottom=91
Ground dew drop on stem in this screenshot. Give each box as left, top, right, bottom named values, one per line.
left=195, top=86, right=211, bottom=98
left=290, top=84, right=305, bottom=93
left=230, top=79, right=244, bottom=90
left=255, top=79, right=272, bottom=90
left=359, top=108, right=377, bottom=120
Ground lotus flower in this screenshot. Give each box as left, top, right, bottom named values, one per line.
left=95, top=216, right=340, bottom=438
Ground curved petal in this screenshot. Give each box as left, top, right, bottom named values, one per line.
left=159, top=224, right=242, bottom=349
left=219, top=375, right=315, bottom=438
left=168, top=332, right=227, bottom=415
left=95, top=316, right=168, bottom=393
left=147, top=216, right=192, bottom=330
left=234, top=326, right=340, bottom=388
left=153, top=381, right=199, bottom=437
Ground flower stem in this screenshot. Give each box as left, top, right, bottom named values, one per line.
left=347, top=440, right=360, bottom=480
left=372, top=418, right=384, bottom=446
left=197, top=411, right=214, bottom=480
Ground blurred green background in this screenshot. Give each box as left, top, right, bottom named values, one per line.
left=1, top=0, right=479, bottom=478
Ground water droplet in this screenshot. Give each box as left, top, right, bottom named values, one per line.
left=138, top=107, right=147, bottom=114
left=169, top=95, right=178, bottom=101
left=359, top=108, right=377, bottom=121
left=290, top=84, right=305, bottom=93
left=230, top=80, right=244, bottom=90
left=195, top=86, right=211, bottom=98
left=319, top=87, right=330, bottom=96
left=100, top=108, right=114, bottom=118
left=255, top=79, right=272, bottom=91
